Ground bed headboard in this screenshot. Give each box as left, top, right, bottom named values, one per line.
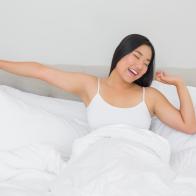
left=0, top=64, right=195, bottom=101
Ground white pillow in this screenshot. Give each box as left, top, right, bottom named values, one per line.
left=0, top=85, right=87, bottom=121
left=0, top=86, right=90, bottom=160
left=150, top=80, right=196, bottom=153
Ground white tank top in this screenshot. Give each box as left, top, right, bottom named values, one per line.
left=86, top=78, right=152, bottom=130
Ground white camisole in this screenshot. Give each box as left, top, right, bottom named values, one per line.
left=86, top=78, right=152, bottom=130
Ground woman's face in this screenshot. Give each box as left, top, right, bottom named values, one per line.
left=115, top=44, right=152, bottom=83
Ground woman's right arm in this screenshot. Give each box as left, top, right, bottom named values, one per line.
left=0, top=60, right=44, bottom=78
left=0, top=60, right=94, bottom=99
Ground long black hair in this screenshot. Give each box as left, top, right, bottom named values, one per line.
left=109, top=34, right=155, bottom=87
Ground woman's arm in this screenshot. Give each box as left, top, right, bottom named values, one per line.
left=0, top=60, right=44, bottom=78
left=152, top=71, right=196, bottom=134
left=0, top=60, right=94, bottom=98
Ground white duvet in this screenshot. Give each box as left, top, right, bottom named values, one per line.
left=0, top=144, right=66, bottom=196
left=50, top=124, right=196, bottom=196
left=0, top=124, right=196, bottom=196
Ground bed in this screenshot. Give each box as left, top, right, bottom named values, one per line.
left=0, top=64, right=196, bottom=196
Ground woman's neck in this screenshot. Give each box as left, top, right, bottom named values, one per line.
left=105, top=70, right=136, bottom=91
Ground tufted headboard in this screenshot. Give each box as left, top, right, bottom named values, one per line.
left=0, top=64, right=195, bottom=101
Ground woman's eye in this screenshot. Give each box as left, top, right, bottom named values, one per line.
left=133, top=54, right=139, bottom=59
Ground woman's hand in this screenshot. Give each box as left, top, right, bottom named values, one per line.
left=155, top=71, right=184, bottom=86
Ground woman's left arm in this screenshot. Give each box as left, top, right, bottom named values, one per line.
left=152, top=71, right=196, bottom=134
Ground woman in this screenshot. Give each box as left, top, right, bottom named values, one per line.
left=0, top=34, right=195, bottom=133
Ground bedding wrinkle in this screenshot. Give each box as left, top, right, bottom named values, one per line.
left=51, top=125, right=196, bottom=196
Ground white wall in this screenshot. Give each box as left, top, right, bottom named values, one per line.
left=0, top=0, right=196, bottom=68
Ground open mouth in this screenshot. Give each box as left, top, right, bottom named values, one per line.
left=128, top=68, right=138, bottom=76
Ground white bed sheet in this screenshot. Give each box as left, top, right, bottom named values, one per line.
left=49, top=124, right=196, bottom=196
left=0, top=144, right=66, bottom=196
left=0, top=82, right=196, bottom=196
left=0, top=125, right=196, bottom=196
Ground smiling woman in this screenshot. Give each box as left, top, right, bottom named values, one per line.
left=0, top=34, right=195, bottom=134
left=109, top=34, right=155, bottom=87
left=115, top=44, right=152, bottom=83
left=0, top=33, right=196, bottom=195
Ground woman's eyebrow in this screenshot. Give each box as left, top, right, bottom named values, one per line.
left=135, top=50, right=151, bottom=62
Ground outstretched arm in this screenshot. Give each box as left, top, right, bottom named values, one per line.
left=0, top=60, right=43, bottom=78
left=152, top=71, right=196, bottom=134
left=0, top=60, right=93, bottom=99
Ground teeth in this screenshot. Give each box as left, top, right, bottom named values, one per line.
left=128, top=68, right=138, bottom=75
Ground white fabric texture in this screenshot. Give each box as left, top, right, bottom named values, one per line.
left=0, top=83, right=196, bottom=195
left=0, top=144, right=64, bottom=196
left=50, top=124, right=196, bottom=196
left=0, top=144, right=66, bottom=181
left=0, top=85, right=90, bottom=159
left=150, top=80, right=196, bottom=153
left=0, top=85, right=87, bottom=121
left=87, top=78, right=151, bottom=130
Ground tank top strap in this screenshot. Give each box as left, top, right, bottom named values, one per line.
left=96, top=78, right=100, bottom=94
left=142, top=87, right=145, bottom=101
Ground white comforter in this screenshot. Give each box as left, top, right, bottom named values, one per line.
left=0, top=144, right=66, bottom=196
left=50, top=124, right=196, bottom=196
left=0, top=124, right=196, bottom=196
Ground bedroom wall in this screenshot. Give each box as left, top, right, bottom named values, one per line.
left=0, top=0, right=195, bottom=68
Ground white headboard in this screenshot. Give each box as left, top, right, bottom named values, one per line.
left=0, top=65, right=195, bottom=101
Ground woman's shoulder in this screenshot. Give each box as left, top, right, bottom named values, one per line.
left=83, top=74, right=100, bottom=88
left=79, top=74, right=100, bottom=105
left=145, top=86, right=167, bottom=103
left=76, top=73, right=98, bottom=90
left=144, top=86, right=167, bottom=116
left=81, top=73, right=97, bottom=83
left=145, top=86, right=162, bottom=96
